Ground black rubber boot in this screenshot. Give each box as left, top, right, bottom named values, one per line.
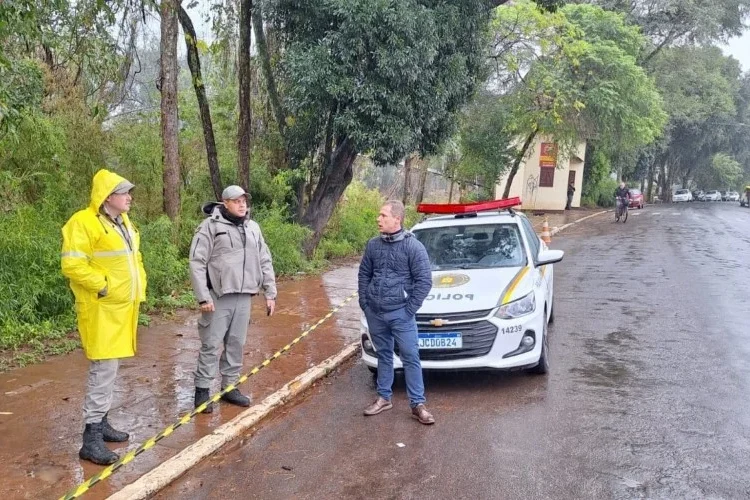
left=79, top=422, right=119, bottom=465
left=221, top=388, right=251, bottom=407
left=194, top=387, right=214, bottom=414
left=102, top=412, right=129, bottom=442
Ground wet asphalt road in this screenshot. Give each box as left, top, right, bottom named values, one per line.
left=159, top=202, right=750, bottom=500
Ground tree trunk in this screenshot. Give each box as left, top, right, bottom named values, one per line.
left=253, top=2, right=286, bottom=138
left=160, top=0, right=181, bottom=220
left=502, top=129, right=537, bottom=199
left=301, top=138, right=358, bottom=257
left=415, top=159, right=429, bottom=205
left=237, top=0, right=252, bottom=192
left=659, top=158, right=668, bottom=202
left=178, top=6, right=222, bottom=200
left=402, top=154, right=415, bottom=205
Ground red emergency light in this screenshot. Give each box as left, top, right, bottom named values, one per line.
left=417, top=197, right=522, bottom=214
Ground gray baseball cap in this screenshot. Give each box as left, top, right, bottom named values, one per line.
left=221, top=185, right=248, bottom=200
left=112, top=180, right=135, bottom=195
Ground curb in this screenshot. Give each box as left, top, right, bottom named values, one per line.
left=107, top=342, right=360, bottom=500
left=550, top=210, right=608, bottom=236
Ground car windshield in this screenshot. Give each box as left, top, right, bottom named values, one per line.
left=676, top=189, right=689, bottom=195
left=413, top=223, right=527, bottom=271
left=629, top=189, right=641, bottom=195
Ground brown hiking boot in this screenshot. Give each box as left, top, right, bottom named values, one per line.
left=363, top=397, right=393, bottom=416
left=411, top=404, right=435, bottom=425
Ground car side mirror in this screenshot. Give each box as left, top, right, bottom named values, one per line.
left=536, top=249, right=564, bottom=267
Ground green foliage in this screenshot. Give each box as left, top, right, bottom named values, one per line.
left=582, top=178, right=618, bottom=208
left=458, top=94, right=517, bottom=197
left=270, top=0, right=488, bottom=163
left=494, top=1, right=666, bottom=153
left=0, top=206, right=75, bottom=349
left=317, top=182, right=383, bottom=259
left=591, top=0, right=750, bottom=58
left=477, top=0, right=666, bottom=197
left=0, top=58, right=44, bottom=137
left=582, top=149, right=616, bottom=207
left=711, top=153, right=743, bottom=189
left=254, top=205, right=313, bottom=275
left=650, top=46, right=742, bottom=187
left=139, top=216, right=191, bottom=309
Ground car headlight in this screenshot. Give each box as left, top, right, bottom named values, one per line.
left=495, top=291, right=536, bottom=319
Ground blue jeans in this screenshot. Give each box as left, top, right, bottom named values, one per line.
left=365, top=306, right=426, bottom=408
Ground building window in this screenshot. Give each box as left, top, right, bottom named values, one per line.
left=540, top=167, right=555, bottom=187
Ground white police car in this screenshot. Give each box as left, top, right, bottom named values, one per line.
left=360, top=198, right=563, bottom=374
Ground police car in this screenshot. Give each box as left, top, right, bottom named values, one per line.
left=360, top=198, right=564, bottom=374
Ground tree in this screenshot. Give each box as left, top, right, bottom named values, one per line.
left=648, top=46, right=740, bottom=198
left=582, top=0, right=750, bottom=64
left=711, top=152, right=743, bottom=189
left=457, top=93, right=518, bottom=199
left=160, top=0, right=181, bottom=220
left=237, top=0, right=252, bottom=191
left=265, top=0, right=490, bottom=255
left=178, top=5, right=222, bottom=200
left=485, top=1, right=666, bottom=198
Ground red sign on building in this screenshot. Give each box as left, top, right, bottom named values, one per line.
left=540, top=142, right=557, bottom=168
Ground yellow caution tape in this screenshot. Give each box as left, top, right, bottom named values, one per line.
left=59, top=291, right=358, bottom=499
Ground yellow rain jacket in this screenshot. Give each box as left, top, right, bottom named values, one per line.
left=61, top=169, right=147, bottom=360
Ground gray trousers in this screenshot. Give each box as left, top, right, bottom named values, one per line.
left=83, top=358, right=120, bottom=424
left=194, top=292, right=252, bottom=389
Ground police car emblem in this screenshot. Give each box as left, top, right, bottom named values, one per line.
left=432, top=273, right=470, bottom=288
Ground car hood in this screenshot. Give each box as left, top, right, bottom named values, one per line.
left=418, top=267, right=534, bottom=313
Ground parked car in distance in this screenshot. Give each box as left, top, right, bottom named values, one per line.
left=673, top=189, right=692, bottom=202
left=692, top=190, right=704, bottom=201
left=704, top=190, right=722, bottom=201
left=725, top=191, right=740, bottom=202
left=628, top=188, right=644, bottom=209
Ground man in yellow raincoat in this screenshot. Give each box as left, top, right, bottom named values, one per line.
left=61, top=169, right=147, bottom=465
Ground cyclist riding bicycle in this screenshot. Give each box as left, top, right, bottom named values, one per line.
left=614, top=182, right=630, bottom=220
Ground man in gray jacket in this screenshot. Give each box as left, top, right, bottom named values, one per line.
left=189, top=185, right=277, bottom=412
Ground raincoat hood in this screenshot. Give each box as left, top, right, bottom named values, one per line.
left=202, top=201, right=222, bottom=216
left=201, top=201, right=250, bottom=222
left=90, top=169, right=131, bottom=211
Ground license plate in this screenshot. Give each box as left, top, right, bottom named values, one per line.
left=418, top=332, right=462, bottom=349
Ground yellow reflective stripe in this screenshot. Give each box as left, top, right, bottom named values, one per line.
left=61, top=251, right=89, bottom=258
left=501, top=267, right=530, bottom=305
left=92, top=250, right=132, bottom=257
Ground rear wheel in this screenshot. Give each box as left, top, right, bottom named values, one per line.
left=622, top=208, right=628, bottom=223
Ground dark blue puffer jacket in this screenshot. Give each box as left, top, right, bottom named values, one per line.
left=357, top=231, right=432, bottom=316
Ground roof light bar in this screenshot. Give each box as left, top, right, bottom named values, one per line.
left=416, top=197, right=522, bottom=214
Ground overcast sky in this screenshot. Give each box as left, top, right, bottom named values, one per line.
left=722, top=31, right=750, bottom=72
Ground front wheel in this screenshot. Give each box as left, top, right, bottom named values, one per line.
left=622, top=208, right=628, bottom=223
left=529, top=317, right=549, bottom=375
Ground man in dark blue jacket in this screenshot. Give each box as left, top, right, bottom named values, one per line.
left=358, top=200, right=435, bottom=424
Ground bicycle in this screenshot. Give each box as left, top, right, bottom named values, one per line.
left=615, top=197, right=629, bottom=223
